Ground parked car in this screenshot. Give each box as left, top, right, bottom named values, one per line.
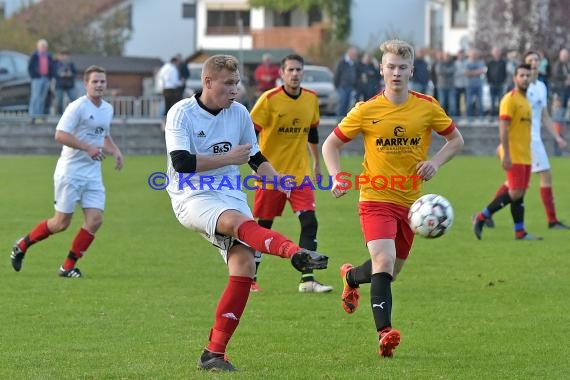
left=185, top=62, right=249, bottom=108
left=0, top=50, right=31, bottom=111
left=277, top=64, right=337, bottom=116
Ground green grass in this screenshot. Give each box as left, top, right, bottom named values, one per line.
left=1, top=155, right=569, bottom=379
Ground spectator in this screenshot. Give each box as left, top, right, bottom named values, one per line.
left=334, top=46, right=359, bottom=120
left=28, top=39, right=55, bottom=121
left=157, top=56, right=183, bottom=117
left=356, top=52, right=381, bottom=101
left=177, top=54, right=190, bottom=98
left=465, top=48, right=487, bottom=117
left=54, top=50, right=78, bottom=115
left=486, top=47, right=507, bottom=116
left=551, top=48, right=570, bottom=113
left=551, top=95, right=566, bottom=157
left=435, top=52, right=456, bottom=115
left=410, top=48, right=430, bottom=93
left=454, top=49, right=468, bottom=117
left=505, top=50, right=520, bottom=91
left=254, top=53, right=280, bottom=97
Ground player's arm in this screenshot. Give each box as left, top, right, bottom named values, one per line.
left=417, top=128, right=464, bottom=181
left=103, top=135, right=124, bottom=170
left=322, top=132, right=348, bottom=198
left=170, top=144, right=252, bottom=173
left=498, top=118, right=512, bottom=169
left=541, top=108, right=567, bottom=149
left=55, top=130, right=103, bottom=161
left=252, top=156, right=292, bottom=196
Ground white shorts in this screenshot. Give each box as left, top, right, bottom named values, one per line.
left=54, top=174, right=105, bottom=213
left=531, top=139, right=551, bottom=173
left=172, top=191, right=253, bottom=261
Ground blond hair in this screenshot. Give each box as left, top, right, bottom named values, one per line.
left=380, top=39, right=415, bottom=63
left=202, top=55, right=239, bottom=80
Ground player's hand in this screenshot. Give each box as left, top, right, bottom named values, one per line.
left=114, top=151, right=124, bottom=170
left=556, top=136, right=567, bottom=150
left=88, top=146, right=105, bottom=161
left=228, top=144, right=252, bottom=165
left=312, top=165, right=321, bottom=183
left=502, top=155, right=512, bottom=170
left=275, top=174, right=292, bottom=198
left=416, top=160, right=438, bottom=181
left=331, top=177, right=348, bottom=198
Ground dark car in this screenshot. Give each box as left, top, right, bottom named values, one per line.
left=0, top=50, right=31, bottom=111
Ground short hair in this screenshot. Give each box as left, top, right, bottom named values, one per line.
left=202, top=55, right=239, bottom=80
left=84, top=65, right=105, bottom=82
left=523, top=50, right=540, bottom=61
left=514, top=63, right=532, bottom=76
left=281, top=54, right=304, bottom=68
left=380, top=39, right=415, bottom=63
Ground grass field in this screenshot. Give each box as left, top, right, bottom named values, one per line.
left=1, top=155, right=569, bottom=379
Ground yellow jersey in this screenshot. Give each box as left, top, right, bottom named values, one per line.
left=335, top=91, right=456, bottom=206
left=251, top=86, right=320, bottom=186
left=498, top=89, right=532, bottom=164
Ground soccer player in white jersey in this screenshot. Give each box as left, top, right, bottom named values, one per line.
left=488, top=51, right=568, bottom=230
left=10, top=65, right=124, bottom=278
left=164, top=55, right=328, bottom=372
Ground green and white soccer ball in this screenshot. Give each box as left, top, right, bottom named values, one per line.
left=408, top=194, right=454, bottom=238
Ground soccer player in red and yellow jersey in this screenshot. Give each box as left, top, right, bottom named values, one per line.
left=322, top=39, right=464, bottom=357
left=473, top=64, right=542, bottom=240
left=250, top=54, right=333, bottom=293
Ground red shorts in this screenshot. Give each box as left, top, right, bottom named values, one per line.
left=506, top=164, right=531, bottom=190
left=359, top=201, right=414, bottom=260
left=253, top=186, right=315, bottom=220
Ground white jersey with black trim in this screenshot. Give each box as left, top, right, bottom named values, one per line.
left=54, top=95, right=113, bottom=180
left=165, top=96, right=260, bottom=202
left=527, top=80, right=548, bottom=142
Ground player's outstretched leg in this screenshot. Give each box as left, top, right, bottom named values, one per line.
left=340, top=263, right=360, bottom=313
left=378, top=328, right=400, bottom=358
left=197, top=350, right=237, bottom=372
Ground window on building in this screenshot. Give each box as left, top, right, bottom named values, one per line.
left=451, top=0, right=468, bottom=28
left=273, top=10, right=291, bottom=27
left=308, top=6, right=323, bottom=25
left=182, top=3, right=196, bottom=19
left=207, top=9, right=250, bottom=35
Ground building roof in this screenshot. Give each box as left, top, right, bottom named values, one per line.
left=187, top=48, right=297, bottom=65
left=72, top=54, right=163, bottom=74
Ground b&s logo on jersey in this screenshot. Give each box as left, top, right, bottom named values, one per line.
left=208, top=141, right=232, bottom=155
left=88, top=126, right=105, bottom=137
left=375, top=126, right=422, bottom=153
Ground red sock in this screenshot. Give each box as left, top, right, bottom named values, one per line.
left=19, top=220, right=52, bottom=252
left=63, top=228, right=95, bottom=270
left=207, top=276, right=252, bottom=354
left=236, top=220, right=300, bottom=258
left=494, top=183, right=509, bottom=198
left=540, top=187, right=557, bottom=223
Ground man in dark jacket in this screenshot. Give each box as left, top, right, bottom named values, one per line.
left=486, top=47, right=507, bottom=116
left=28, top=39, right=55, bottom=119
left=334, top=46, right=358, bottom=121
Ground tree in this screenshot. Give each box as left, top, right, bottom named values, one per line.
left=0, top=0, right=131, bottom=55
left=249, top=0, right=351, bottom=41
left=474, top=0, right=569, bottom=58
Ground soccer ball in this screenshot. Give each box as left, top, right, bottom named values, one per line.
left=408, top=194, right=454, bottom=238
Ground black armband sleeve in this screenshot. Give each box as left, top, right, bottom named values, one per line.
left=170, top=150, right=197, bottom=173
left=248, top=151, right=268, bottom=172
left=308, top=127, right=319, bottom=144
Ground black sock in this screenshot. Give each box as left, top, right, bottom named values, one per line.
left=486, top=192, right=512, bottom=215
left=346, top=259, right=372, bottom=288
left=510, top=197, right=525, bottom=225
left=370, top=272, right=393, bottom=332
left=298, top=211, right=318, bottom=282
